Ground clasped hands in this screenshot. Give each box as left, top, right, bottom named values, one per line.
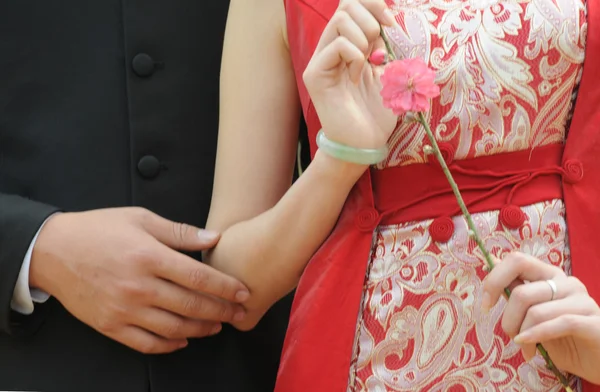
left=30, top=208, right=250, bottom=354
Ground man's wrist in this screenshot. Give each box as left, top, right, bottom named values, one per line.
left=10, top=213, right=57, bottom=314
left=29, top=212, right=66, bottom=295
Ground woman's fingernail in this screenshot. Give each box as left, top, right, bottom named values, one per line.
left=481, top=292, right=492, bottom=311
left=235, top=290, right=250, bottom=302
left=514, top=335, right=523, bottom=344
left=369, top=49, right=387, bottom=65
left=514, top=333, right=530, bottom=344
left=179, top=340, right=189, bottom=348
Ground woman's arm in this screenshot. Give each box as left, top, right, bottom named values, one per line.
left=206, top=0, right=364, bottom=330
left=206, top=0, right=394, bottom=330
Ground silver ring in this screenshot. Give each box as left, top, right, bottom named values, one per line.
left=546, top=279, right=557, bottom=301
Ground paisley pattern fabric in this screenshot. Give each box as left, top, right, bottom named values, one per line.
left=377, top=0, right=587, bottom=169
left=349, top=1, right=587, bottom=390
left=349, top=201, right=579, bottom=391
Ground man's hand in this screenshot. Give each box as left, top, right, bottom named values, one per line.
left=29, top=207, right=249, bottom=354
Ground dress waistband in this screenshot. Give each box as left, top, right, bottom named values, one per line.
left=363, top=143, right=583, bottom=240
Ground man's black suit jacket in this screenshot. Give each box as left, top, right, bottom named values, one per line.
left=0, top=1, right=301, bottom=391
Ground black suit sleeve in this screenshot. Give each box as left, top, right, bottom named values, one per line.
left=0, top=193, right=59, bottom=335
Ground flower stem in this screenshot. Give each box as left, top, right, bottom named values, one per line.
left=416, top=112, right=573, bottom=392
left=380, top=26, right=396, bottom=61
left=416, top=114, right=497, bottom=276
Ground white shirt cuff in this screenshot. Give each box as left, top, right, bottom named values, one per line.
left=10, top=215, right=55, bottom=315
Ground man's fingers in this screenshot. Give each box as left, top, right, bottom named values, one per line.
left=140, top=210, right=220, bottom=251
left=134, top=307, right=222, bottom=339
left=112, top=325, right=188, bottom=355
left=152, top=247, right=250, bottom=303
left=149, top=278, right=246, bottom=322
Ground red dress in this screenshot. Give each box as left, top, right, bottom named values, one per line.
left=277, top=1, right=600, bottom=391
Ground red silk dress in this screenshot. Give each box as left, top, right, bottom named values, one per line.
left=278, top=1, right=600, bottom=391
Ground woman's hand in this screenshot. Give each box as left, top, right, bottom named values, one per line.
left=303, top=0, right=398, bottom=151
left=483, top=252, right=600, bottom=384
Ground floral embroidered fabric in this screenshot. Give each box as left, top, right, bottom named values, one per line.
left=348, top=1, right=587, bottom=390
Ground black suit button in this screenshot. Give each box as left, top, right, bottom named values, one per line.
left=137, top=155, right=161, bottom=179
left=132, top=53, right=155, bottom=77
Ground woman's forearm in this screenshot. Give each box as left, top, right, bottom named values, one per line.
left=206, top=150, right=366, bottom=329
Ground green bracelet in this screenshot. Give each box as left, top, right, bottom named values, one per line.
left=316, top=130, right=388, bottom=165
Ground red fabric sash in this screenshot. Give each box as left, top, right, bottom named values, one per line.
left=373, top=143, right=568, bottom=225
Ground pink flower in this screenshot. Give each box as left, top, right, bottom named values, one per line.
left=380, top=57, right=440, bottom=115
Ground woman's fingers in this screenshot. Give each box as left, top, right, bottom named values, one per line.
left=501, top=278, right=576, bottom=338
left=308, top=0, right=395, bottom=86
left=505, top=290, right=595, bottom=360
left=521, top=295, right=597, bottom=345
left=515, top=314, right=600, bottom=345
left=485, top=254, right=599, bottom=362
left=343, top=0, right=388, bottom=44
left=351, top=0, right=396, bottom=27
left=521, top=280, right=593, bottom=335
left=482, top=252, right=565, bottom=311
left=321, top=12, right=370, bottom=55
left=316, top=0, right=393, bottom=54
left=307, top=36, right=367, bottom=84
